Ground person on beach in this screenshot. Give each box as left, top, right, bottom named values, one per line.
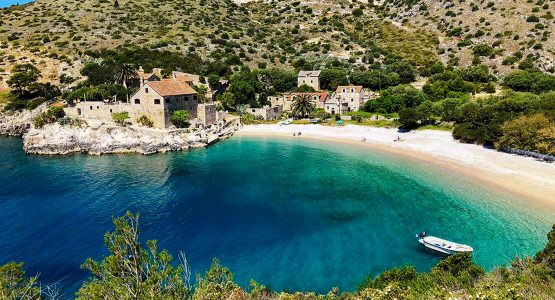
left=293, top=132, right=296, bottom=136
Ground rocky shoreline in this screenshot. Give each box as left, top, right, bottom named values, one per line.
left=1, top=107, right=237, bottom=155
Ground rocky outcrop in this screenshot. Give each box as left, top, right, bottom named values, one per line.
left=0, top=104, right=46, bottom=136
left=23, top=123, right=236, bottom=155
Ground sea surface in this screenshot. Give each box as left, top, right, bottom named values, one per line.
left=0, top=0, right=32, bottom=8
left=0, top=136, right=553, bottom=297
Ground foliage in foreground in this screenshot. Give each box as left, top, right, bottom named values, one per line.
left=1, top=214, right=555, bottom=299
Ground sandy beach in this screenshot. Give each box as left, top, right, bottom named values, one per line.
left=237, top=124, right=555, bottom=210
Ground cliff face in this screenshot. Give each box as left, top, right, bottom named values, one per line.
left=22, top=123, right=235, bottom=155
left=0, top=104, right=46, bottom=136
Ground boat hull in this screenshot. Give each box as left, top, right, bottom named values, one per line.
left=419, top=237, right=473, bottom=255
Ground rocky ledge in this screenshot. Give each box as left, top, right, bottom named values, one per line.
left=0, top=104, right=46, bottom=136
left=22, top=122, right=236, bottom=155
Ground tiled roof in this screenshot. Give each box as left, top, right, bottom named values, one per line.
left=298, top=70, right=321, bottom=77
left=147, top=79, right=197, bottom=96
left=173, top=74, right=194, bottom=84
left=336, top=86, right=363, bottom=93
left=288, top=92, right=329, bottom=102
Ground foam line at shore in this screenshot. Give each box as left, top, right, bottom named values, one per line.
left=237, top=124, right=555, bottom=210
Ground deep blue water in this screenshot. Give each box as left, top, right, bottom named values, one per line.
left=0, top=0, right=32, bottom=8
left=0, top=136, right=553, bottom=297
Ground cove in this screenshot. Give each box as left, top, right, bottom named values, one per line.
left=0, top=136, right=553, bottom=297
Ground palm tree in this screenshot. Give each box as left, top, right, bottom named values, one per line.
left=114, top=63, right=139, bottom=90
left=292, top=94, right=315, bottom=119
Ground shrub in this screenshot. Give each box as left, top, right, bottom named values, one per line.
left=171, top=110, right=190, bottom=128
left=112, top=111, right=129, bottom=125
left=33, top=106, right=66, bottom=128
left=136, top=115, right=154, bottom=127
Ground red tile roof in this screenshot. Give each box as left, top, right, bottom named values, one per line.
left=287, top=92, right=329, bottom=102
left=147, top=79, right=197, bottom=97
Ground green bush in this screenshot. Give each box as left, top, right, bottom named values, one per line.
left=171, top=110, right=190, bottom=128
left=112, top=111, right=129, bottom=125
left=136, top=115, right=154, bottom=128
left=33, top=106, right=66, bottom=128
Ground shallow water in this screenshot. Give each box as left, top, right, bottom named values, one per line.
left=0, top=136, right=553, bottom=296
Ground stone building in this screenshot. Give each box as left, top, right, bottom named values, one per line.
left=297, top=70, right=321, bottom=91
left=130, top=79, right=198, bottom=128
left=270, top=92, right=329, bottom=112
left=66, top=79, right=199, bottom=129
left=324, top=85, right=367, bottom=115
left=248, top=105, right=283, bottom=120
left=197, top=103, right=218, bottom=126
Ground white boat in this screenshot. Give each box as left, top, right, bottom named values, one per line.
left=280, top=118, right=293, bottom=125
left=417, top=233, right=473, bottom=255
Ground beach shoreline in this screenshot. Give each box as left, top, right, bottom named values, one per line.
left=236, top=124, right=555, bottom=211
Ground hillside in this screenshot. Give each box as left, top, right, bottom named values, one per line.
left=0, top=0, right=439, bottom=85
left=379, top=0, right=555, bottom=74
left=1, top=0, right=554, bottom=86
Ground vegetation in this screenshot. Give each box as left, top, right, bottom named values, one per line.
left=3, top=63, right=60, bottom=111
left=111, top=112, right=129, bottom=125
left=136, top=115, right=154, bottom=128
left=2, top=213, right=555, bottom=299
left=33, top=106, right=65, bottom=128
left=291, top=94, right=315, bottom=119
left=171, top=110, right=190, bottom=128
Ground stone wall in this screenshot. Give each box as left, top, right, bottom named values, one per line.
left=197, top=103, right=218, bottom=126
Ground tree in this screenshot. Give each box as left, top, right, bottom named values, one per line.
left=218, top=92, right=236, bottom=111
left=77, top=212, right=190, bottom=300
left=193, top=259, right=239, bottom=300
left=171, top=110, right=190, bottom=128
left=7, top=64, right=40, bottom=96
left=497, top=113, right=555, bottom=154
left=320, top=68, right=349, bottom=91
left=207, top=74, right=220, bottom=89
left=398, top=107, right=421, bottom=129
left=194, top=85, right=209, bottom=103
left=535, top=225, right=555, bottom=272
left=294, top=84, right=316, bottom=93
left=112, top=112, right=129, bottom=125
left=0, top=262, right=41, bottom=299
left=114, top=63, right=139, bottom=90
left=291, top=94, right=315, bottom=118
left=386, top=60, right=417, bottom=84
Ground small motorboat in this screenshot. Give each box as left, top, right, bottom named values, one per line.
left=280, top=118, right=293, bottom=126
left=416, top=232, right=473, bottom=255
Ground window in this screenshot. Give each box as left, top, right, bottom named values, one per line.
left=145, top=88, right=149, bottom=93
left=89, top=106, right=93, bottom=110
left=134, top=99, right=140, bottom=104
left=154, top=99, right=161, bottom=105
left=351, top=88, right=354, bottom=93
left=110, top=109, right=113, bottom=113
left=96, top=106, right=99, bottom=109
left=351, top=98, right=354, bottom=102
left=77, top=108, right=81, bottom=115
left=342, top=88, right=346, bottom=93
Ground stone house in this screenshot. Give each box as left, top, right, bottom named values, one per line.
left=298, top=70, right=321, bottom=91
left=66, top=79, right=199, bottom=129
left=270, top=92, right=329, bottom=112
left=130, top=79, right=198, bottom=128
left=137, top=66, right=161, bottom=86
left=249, top=105, right=283, bottom=120
left=324, top=85, right=367, bottom=115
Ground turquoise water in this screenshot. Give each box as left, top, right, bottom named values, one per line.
left=0, top=136, right=553, bottom=296
left=0, top=0, right=32, bottom=8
